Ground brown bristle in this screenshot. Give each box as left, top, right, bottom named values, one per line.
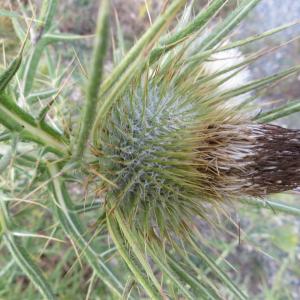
left=200, top=123, right=300, bottom=198
left=246, top=124, right=300, bottom=195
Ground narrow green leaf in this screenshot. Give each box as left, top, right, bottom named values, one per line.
left=0, top=149, right=12, bottom=174
left=198, top=0, right=262, bottom=51
left=205, top=65, right=300, bottom=104
left=0, top=24, right=29, bottom=92
left=11, top=15, right=26, bottom=41
left=167, top=255, right=219, bottom=299
left=3, top=234, right=56, bottom=299
left=0, top=9, right=23, bottom=19
left=107, top=214, right=161, bottom=300
left=0, top=134, right=17, bottom=174
left=114, top=211, right=163, bottom=295
left=0, top=260, right=14, bottom=277
left=255, top=99, right=300, bottom=123
left=23, top=38, right=48, bottom=96
left=0, top=9, right=43, bottom=23
left=45, top=33, right=93, bottom=42
left=27, top=88, right=59, bottom=104
left=23, top=35, right=89, bottom=97
left=113, top=11, right=126, bottom=64
left=241, top=198, right=300, bottom=217
left=147, top=247, right=195, bottom=300
left=188, top=21, right=300, bottom=63
left=171, top=242, right=222, bottom=297
left=150, top=0, right=227, bottom=63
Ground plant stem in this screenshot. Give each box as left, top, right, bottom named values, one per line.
left=73, top=0, right=110, bottom=160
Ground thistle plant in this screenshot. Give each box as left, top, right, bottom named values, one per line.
left=1, top=0, right=300, bottom=299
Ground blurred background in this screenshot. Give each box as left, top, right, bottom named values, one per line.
left=1, top=0, right=300, bottom=299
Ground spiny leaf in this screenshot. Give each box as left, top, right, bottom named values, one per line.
left=204, top=65, right=300, bottom=105
left=0, top=22, right=29, bottom=91
left=0, top=93, right=68, bottom=156
left=47, top=163, right=126, bottom=298
left=188, top=21, right=300, bottom=63
left=0, top=195, right=56, bottom=299
left=0, top=54, right=22, bottom=91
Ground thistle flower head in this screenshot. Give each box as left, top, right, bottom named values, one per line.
left=90, top=4, right=300, bottom=242
left=92, top=41, right=258, bottom=238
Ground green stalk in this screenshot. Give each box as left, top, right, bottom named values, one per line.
left=23, top=0, right=57, bottom=96
left=73, top=0, right=110, bottom=160
left=92, top=0, right=189, bottom=139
